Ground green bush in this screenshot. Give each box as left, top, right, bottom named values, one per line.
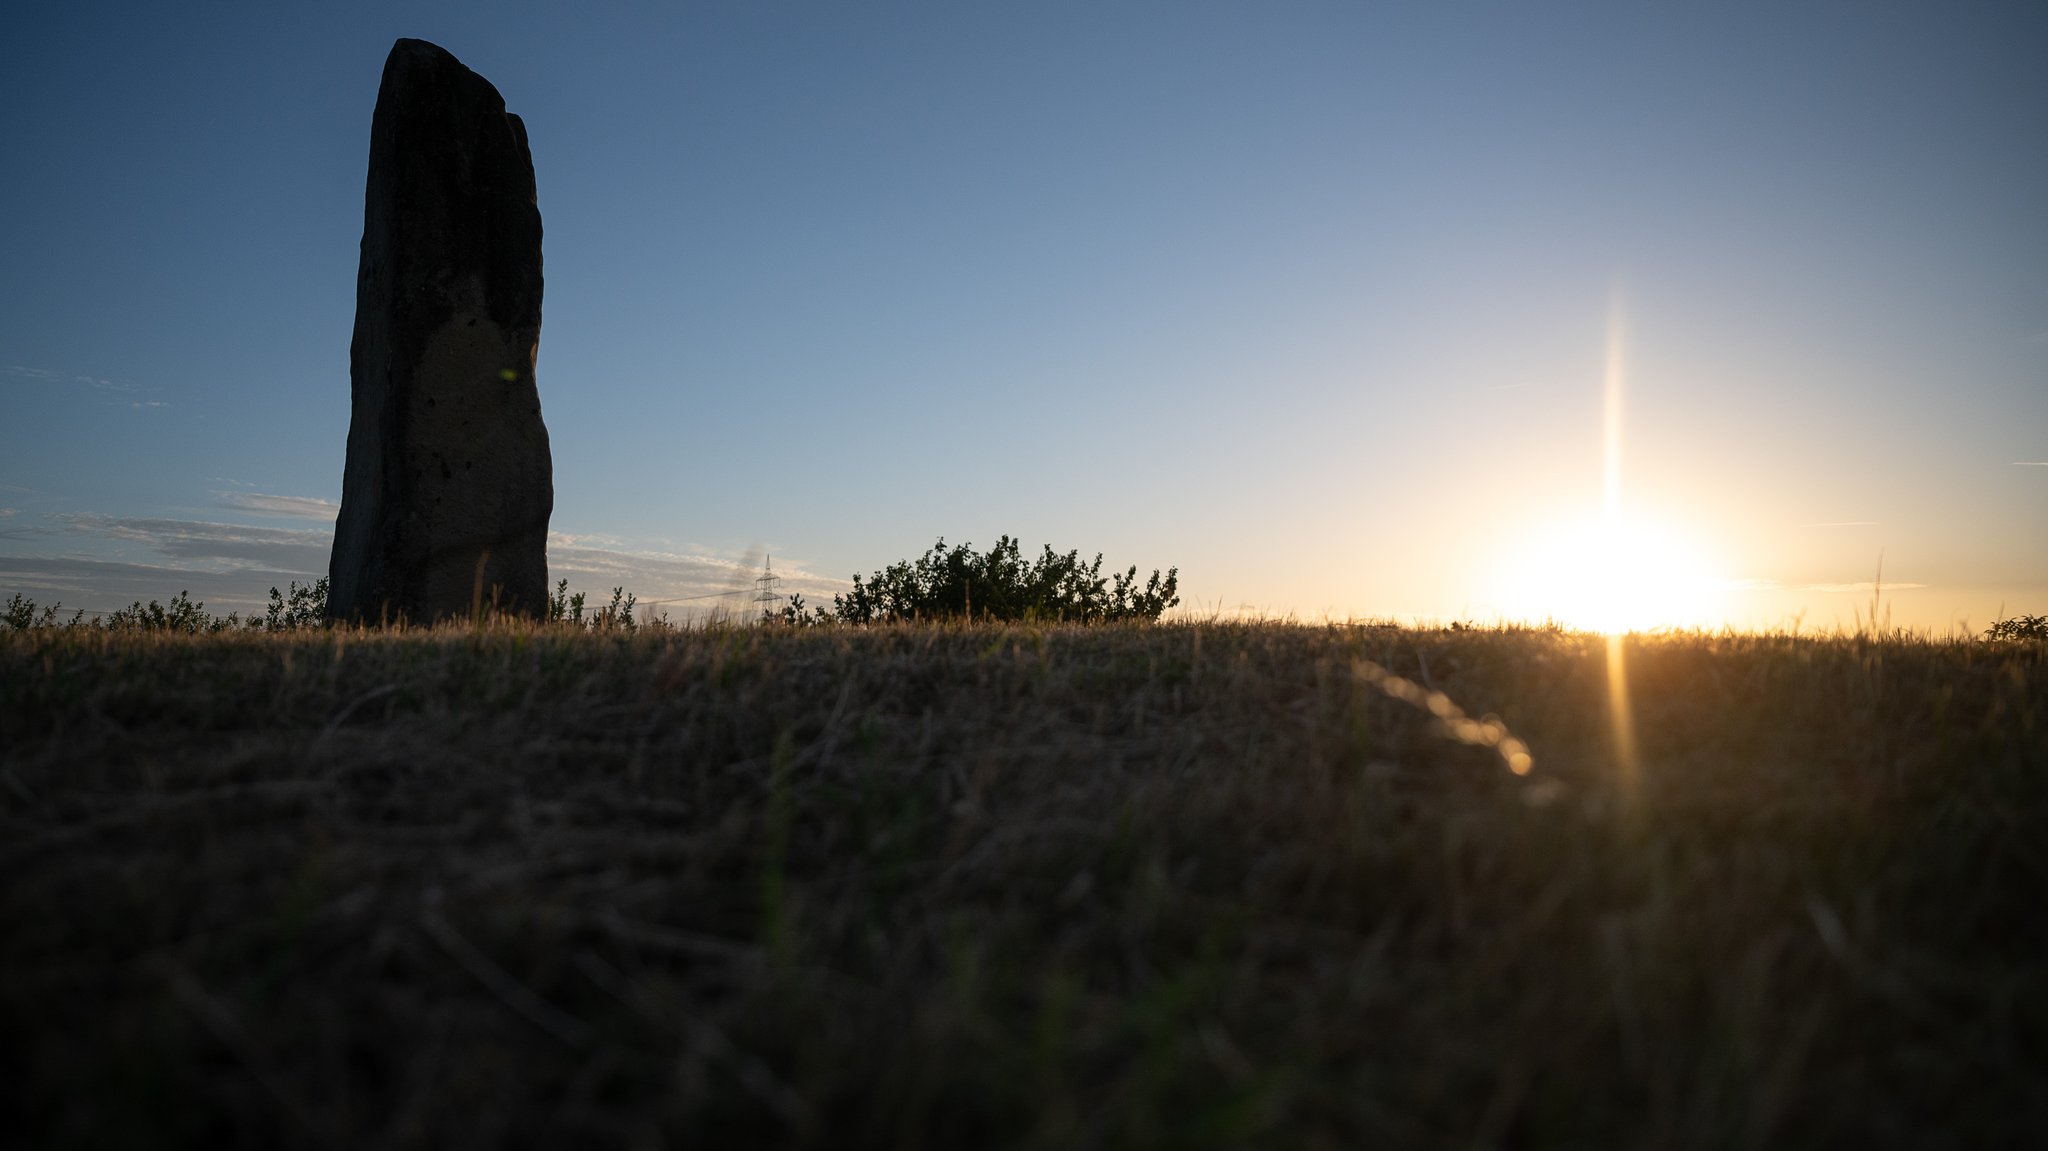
left=1985, top=614, right=2048, bottom=641
left=548, top=580, right=638, bottom=631
left=832, top=536, right=1178, bottom=624
left=4, top=592, right=71, bottom=631
left=769, top=592, right=834, bottom=627
left=4, top=584, right=329, bottom=632
left=547, top=579, right=585, bottom=624
left=264, top=579, right=329, bottom=630
left=591, top=586, right=637, bottom=631
left=104, top=590, right=236, bottom=633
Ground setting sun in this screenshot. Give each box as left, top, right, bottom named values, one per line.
left=1500, top=514, right=1727, bottom=634
left=1482, top=288, right=1730, bottom=636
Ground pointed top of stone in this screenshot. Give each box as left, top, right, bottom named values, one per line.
left=379, top=38, right=506, bottom=106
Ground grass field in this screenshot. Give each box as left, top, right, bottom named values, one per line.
left=4, top=620, right=2045, bottom=1148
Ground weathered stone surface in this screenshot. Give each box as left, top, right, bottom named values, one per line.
left=329, top=38, right=552, bottom=623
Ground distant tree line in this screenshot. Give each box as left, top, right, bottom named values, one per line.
left=3, top=580, right=331, bottom=634
left=11, top=572, right=2047, bottom=641
left=4, top=535, right=1182, bottom=633
left=0, top=578, right=642, bottom=634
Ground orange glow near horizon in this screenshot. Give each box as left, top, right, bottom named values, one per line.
left=1494, top=289, right=1730, bottom=636
left=1500, top=513, right=1730, bottom=635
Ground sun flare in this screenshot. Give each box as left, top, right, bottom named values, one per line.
left=1501, top=515, right=1726, bottom=634
left=1490, top=290, right=1730, bottom=635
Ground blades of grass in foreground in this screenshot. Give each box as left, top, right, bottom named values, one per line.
left=3, top=621, right=2045, bottom=1148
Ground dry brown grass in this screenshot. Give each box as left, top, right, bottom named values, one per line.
left=3, top=620, right=2045, bottom=1148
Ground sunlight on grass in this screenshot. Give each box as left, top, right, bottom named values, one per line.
left=1605, top=631, right=1639, bottom=796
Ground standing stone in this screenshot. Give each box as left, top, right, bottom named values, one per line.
left=329, top=38, right=552, bottom=623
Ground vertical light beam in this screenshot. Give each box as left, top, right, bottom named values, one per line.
left=1603, top=288, right=1626, bottom=525
left=1603, top=286, right=1640, bottom=796
left=1606, top=631, right=1639, bottom=796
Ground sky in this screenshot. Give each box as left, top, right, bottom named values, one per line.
left=3, top=1, right=2044, bottom=632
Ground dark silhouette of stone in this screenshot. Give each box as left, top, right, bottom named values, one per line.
left=329, top=38, right=552, bottom=623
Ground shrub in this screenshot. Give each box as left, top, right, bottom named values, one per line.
left=591, top=587, right=637, bottom=632
left=4, top=593, right=69, bottom=631
left=548, top=580, right=638, bottom=631
left=833, top=536, right=1179, bottom=624
left=264, top=579, right=329, bottom=630
left=1985, top=614, right=2048, bottom=642
left=104, top=590, right=237, bottom=633
left=768, top=592, right=834, bottom=627
left=548, top=579, right=587, bottom=625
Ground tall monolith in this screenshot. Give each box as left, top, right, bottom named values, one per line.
left=329, top=38, right=552, bottom=623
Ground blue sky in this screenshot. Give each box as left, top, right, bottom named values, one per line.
left=4, top=1, right=2044, bottom=630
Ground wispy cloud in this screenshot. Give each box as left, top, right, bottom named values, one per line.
left=2, top=363, right=165, bottom=407
left=2013, top=461, right=2048, bottom=467
left=6, top=514, right=848, bottom=618
left=3, top=365, right=132, bottom=393
left=215, top=492, right=340, bottom=520
left=0, top=510, right=54, bottom=542
left=0, top=556, right=307, bottom=613
left=544, top=532, right=849, bottom=619
left=61, top=514, right=332, bottom=573
left=1803, top=581, right=1930, bottom=594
